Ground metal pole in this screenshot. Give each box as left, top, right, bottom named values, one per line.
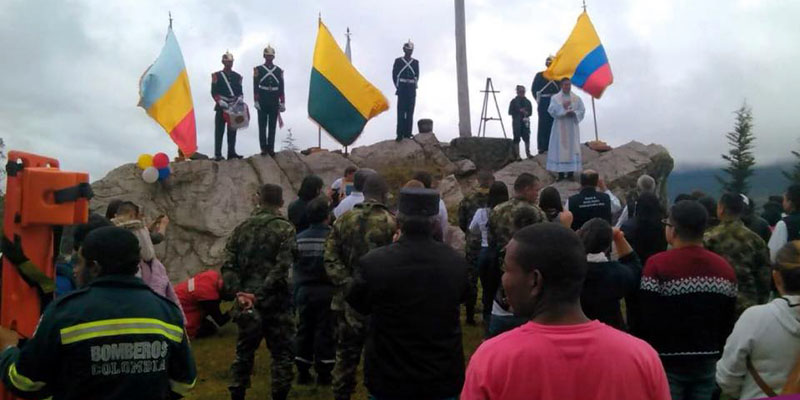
left=318, top=126, right=322, bottom=148
left=454, top=0, right=472, bottom=137
left=591, top=97, right=599, bottom=141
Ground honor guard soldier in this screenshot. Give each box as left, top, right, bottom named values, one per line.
left=392, top=40, right=419, bottom=141
left=212, top=51, right=244, bottom=161
left=531, top=55, right=560, bottom=154
left=0, top=227, right=197, bottom=400
left=253, top=45, right=285, bottom=157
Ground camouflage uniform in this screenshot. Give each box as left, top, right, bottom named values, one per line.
left=704, top=218, right=771, bottom=315
left=324, top=201, right=397, bottom=400
left=221, top=206, right=297, bottom=399
left=458, top=189, right=489, bottom=322
left=488, top=197, right=547, bottom=261
left=487, top=197, right=547, bottom=314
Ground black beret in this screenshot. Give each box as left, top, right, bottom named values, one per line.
left=398, top=188, right=440, bottom=217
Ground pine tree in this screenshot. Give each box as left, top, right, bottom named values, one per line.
left=785, top=146, right=800, bottom=185
left=281, top=129, right=299, bottom=152
left=717, top=103, right=756, bottom=194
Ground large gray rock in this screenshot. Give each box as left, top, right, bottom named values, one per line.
left=446, top=137, right=518, bottom=171
left=90, top=138, right=672, bottom=281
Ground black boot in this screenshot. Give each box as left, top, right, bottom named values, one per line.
left=567, top=171, right=575, bottom=181
left=229, top=388, right=245, bottom=400
left=557, top=172, right=565, bottom=181
left=297, top=366, right=313, bottom=385
left=317, top=368, right=332, bottom=386
left=272, top=389, right=289, bottom=400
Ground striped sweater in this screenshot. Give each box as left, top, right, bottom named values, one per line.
left=636, top=246, right=738, bottom=362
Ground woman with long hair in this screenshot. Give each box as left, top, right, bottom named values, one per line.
left=288, top=175, right=324, bottom=233
left=468, top=181, right=509, bottom=332
left=538, top=186, right=574, bottom=228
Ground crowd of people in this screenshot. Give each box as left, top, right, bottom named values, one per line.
left=1, top=161, right=799, bottom=400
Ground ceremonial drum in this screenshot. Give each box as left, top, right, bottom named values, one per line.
left=224, top=98, right=250, bottom=130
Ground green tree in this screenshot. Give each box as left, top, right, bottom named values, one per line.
left=717, top=103, right=756, bottom=194
left=784, top=141, right=800, bottom=185
left=281, top=128, right=299, bottom=152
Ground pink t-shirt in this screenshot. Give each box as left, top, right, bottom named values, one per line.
left=462, top=321, right=671, bottom=400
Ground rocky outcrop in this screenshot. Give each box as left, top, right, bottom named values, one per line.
left=90, top=134, right=673, bottom=280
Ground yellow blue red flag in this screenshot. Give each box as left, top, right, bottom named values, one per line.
left=544, top=12, right=613, bottom=99
left=308, top=20, right=388, bottom=146
left=138, top=26, right=197, bottom=156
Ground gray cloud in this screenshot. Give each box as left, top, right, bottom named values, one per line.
left=1, top=0, right=798, bottom=182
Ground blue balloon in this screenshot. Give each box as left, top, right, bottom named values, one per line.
left=158, top=167, right=171, bottom=181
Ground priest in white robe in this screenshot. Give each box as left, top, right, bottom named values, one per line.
left=546, top=77, right=585, bottom=181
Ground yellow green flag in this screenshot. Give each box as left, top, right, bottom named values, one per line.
left=308, top=20, right=388, bottom=146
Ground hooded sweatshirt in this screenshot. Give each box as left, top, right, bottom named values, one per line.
left=716, top=295, right=800, bottom=399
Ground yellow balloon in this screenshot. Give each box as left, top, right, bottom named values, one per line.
left=137, top=154, right=154, bottom=170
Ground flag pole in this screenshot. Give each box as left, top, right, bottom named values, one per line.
left=318, top=126, right=321, bottom=148
left=169, top=11, right=172, bottom=28
left=591, top=97, right=599, bottom=141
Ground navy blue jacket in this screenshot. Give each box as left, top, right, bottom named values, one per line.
left=0, top=274, right=196, bottom=400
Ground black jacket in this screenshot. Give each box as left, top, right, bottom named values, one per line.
left=347, top=235, right=468, bottom=399
left=569, top=187, right=612, bottom=230
left=581, top=252, right=642, bottom=331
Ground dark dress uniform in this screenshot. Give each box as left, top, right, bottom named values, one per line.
left=392, top=56, right=419, bottom=140
left=294, top=223, right=335, bottom=384
left=253, top=64, right=285, bottom=156
left=531, top=71, right=560, bottom=153
left=508, top=95, right=534, bottom=157
left=0, top=275, right=197, bottom=400
left=211, top=69, right=243, bottom=159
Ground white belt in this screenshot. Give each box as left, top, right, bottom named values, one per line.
left=259, top=86, right=280, bottom=91
left=398, top=78, right=416, bottom=83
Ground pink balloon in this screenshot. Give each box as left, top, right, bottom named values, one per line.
left=153, top=153, right=169, bottom=169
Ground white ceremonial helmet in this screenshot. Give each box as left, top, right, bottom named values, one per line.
left=263, top=45, right=276, bottom=56
left=403, top=40, right=414, bottom=51
left=222, top=51, right=234, bottom=62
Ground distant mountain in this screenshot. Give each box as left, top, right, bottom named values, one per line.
left=667, top=162, right=793, bottom=208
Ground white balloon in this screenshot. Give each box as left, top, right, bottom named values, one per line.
left=142, top=167, right=159, bottom=183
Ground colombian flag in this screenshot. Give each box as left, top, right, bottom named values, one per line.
left=138, top=27, right=197, bottom=156
left=544, top=12, right=613, bottom=99
left=308, top=20, right=388, bottom=146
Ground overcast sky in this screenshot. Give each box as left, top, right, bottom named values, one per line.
left=2, top=0, right=798, bottom=182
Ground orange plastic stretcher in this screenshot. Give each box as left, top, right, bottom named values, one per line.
left=2, top=151, right=89, bottom=400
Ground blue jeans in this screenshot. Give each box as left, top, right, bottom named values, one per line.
left=663, top=358, right=717, bottom=400
left=487, top=314, right=528, bottom=338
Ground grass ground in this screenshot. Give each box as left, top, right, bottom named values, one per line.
left=186, top=309, right=486, bottom=400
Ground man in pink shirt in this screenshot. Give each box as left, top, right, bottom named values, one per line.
left=462, top=223, right=671, bottom=400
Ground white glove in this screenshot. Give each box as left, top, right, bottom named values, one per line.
left=254, top=102, right=261, bottom=111
left=279, top=103, right=286, bottom=113
left=217, top=99, right=229, bottom=109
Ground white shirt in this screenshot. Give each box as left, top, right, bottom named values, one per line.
left=333, top=191, right=364, bottom=218
left=331, top=177, right=343, bottom=191
left=768, top=220, right=788, bottom=263
left=438, top=199, right=449, bottom=239
left=469, top=208, right=490, bottom=248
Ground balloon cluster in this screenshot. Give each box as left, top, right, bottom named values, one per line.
left=136, top=152, right=171, bottom=183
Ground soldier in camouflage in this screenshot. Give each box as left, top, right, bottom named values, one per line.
left=704, top=193, right=771, bottom=315
left=488, top=173, right=547, bottom=261
left=486, top=173, right=547, bottom=336
left=458, top=170, right=495, bottom=325
left=324, top=173, right=397, bottom=400
left=221, top=184, right=297, bottom=400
